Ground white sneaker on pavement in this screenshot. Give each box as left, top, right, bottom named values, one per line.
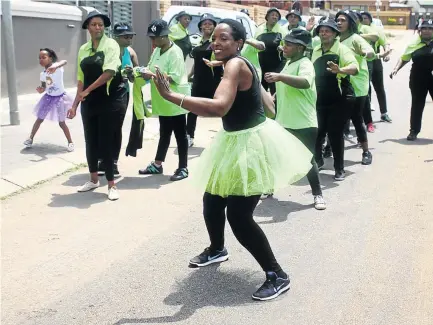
left=78, top=181, right=100, bottom=192
left=314, top=195, right=326, bottom=210
left=67, top=143, right=75, bottom=152
left=108, top=186, right=119, bottom=201
left=23, top=138, right=33, bottom=148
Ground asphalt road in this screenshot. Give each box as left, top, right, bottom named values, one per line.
left=1, top=31, right=433, bottom=325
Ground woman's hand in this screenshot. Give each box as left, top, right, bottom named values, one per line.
left=264, top=72, right=281, bottom=83
left=389, top=69, right=398, bottom=79
left=67, top=107, right=77, bottom=119
left=203, top=58, right=224, bottom=68
left=327, top=61, right=341, bottom=74
left=153, top=66, right=172, bottom=99
left=46, top=64, right=59, bottom=74
left=36, top=86, right=45, bottom=94
left=352, top=41, right=365, bottom=57
left=78, top=89, right=90, bottom=102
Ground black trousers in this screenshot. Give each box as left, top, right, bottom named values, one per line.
left=315, top=102, right=347, bottom=172
left=287, top=128, right=322, bottom=196
left=409, top=74, right=433, bottom=134
left=261, top=67, right=277, bottom=95
left=203, top=192, right=281, bottom=273
left=156, top=114, right=188, bottom=169
left=82, top=108, right=122, bottom=182
left=351, top=96, right=368, bottom=143
left=186, top=113, right=198, bottom=138
left=363, top=63, right=374, bottom=125
left=370, top=59, right=388, bottom=114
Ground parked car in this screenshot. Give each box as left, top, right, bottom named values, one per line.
left=162, top=6, right=257, bottom=49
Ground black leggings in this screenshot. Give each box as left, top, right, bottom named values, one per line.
left=186, top=113, right=198, bottom=138
left=82, top=109, right=122, bottom=181
left=351, top=96, right=368, bottom=143
left=315, top=102, right=347, bottom=172
left=409, top=74, right=433, bottom=134
left=287, top=128, right=322, bottom=196
left=156, top=115, right=188, bottom=169
left=370, top=59, right=388, bottom=114
left=203, top=193, right=282, bottom=272
left=363, top=63, right=374, bottom=125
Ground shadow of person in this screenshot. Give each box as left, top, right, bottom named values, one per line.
left=48, top=191, right=107, bottom=209
left=62, top=173, right=91, bottom=187
left=116, top=175, right=171, bottom=190
left=20, top=143, right=68, bottom=162
left=112, top=266, right=261, bottom=324
left=254, top=197, right=312, bottom=224
left=379, top=138, right=433, bottom=146
left=173, top=147, right=205, bottom=161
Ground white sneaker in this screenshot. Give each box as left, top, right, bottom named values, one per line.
left=260, top=193, right=273, bottom=200
left=108, top=186, right=119, bottom=201
left=23, top=138, right=33, bottom=148
left=78, top=181, right=100, bottom=192
left=67, top=143, right=75, bottom=152
left=187, top=135, right=194, bottom=147
left=371, top=104, right=376, bottom=111
left=314, top=195, right=326, bottom=210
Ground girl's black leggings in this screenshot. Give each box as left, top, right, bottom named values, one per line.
left=203, top=192, right=282, bottom=273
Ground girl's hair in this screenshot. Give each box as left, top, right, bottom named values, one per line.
left=40, top=48, right=58, bottom=62
left=218, top=18, right=246, bottom=42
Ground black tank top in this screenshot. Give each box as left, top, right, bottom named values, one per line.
left=222, top=56, right=266, bottom=132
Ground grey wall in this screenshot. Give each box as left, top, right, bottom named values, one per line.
left=1, top=16, right=85, bottom=97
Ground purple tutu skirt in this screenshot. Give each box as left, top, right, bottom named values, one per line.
left=33, top=92, right=73, bottom=122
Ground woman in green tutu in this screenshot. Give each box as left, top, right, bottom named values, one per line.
left=153, top=19, right=312, bottom=301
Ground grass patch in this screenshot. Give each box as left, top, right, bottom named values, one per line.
left=1, top=163, right=87, bottom=201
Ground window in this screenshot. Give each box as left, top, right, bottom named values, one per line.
left=169, top=15, right=221, bottom=36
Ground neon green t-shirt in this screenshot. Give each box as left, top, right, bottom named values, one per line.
left=169, top=23, right=188, bottom=41
left=241, top=44, right=262, bottom=81
left=401, top=35, right=433, bottom=61
left=276, top=57, right=317, bottom=129
left=340, top=33, right=373, bottom=97
left=147, top=44, right=190, bottom=116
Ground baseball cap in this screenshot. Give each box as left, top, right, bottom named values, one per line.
left=147, top=19, right=170, bottom=37
left=113, top=22, right=136, bottom=36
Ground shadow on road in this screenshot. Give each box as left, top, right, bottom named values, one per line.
left=112, top=266, right=261, bottom=324
left=379, top=138, right=433, bottom=145
left=173, top=146, right=205, bottom=161
left=48, top=191, right=107, bottom=209
left=117, top=176, right=171, bottom=190
left=254, top=197, right=312, bottom=224
left=20, top=143, right=69, bottom=162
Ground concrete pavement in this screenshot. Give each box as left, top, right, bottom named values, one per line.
left=1, top=30, right=433, bottom=325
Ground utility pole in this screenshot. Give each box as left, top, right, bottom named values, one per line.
left=1, top=0, right=20, bottom=125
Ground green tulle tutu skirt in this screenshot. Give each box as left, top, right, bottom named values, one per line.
left=192, top=118, right=313, bottom=197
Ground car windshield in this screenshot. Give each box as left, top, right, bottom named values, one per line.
left=169, top=15, right=221, bottom=35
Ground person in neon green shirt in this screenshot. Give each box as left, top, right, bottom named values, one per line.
left=336, top=10, right=374, bottom=166
left=169, top=11, right=192, bottom=60
left=264, top=28, right=326, bottom=210
left=390, top=19, right=433, bottom=141
left=283, top=10, right=306, bottom=35
left=139, top=19, right=190, bottom=181
left=360, top=11, right=393, bottom=123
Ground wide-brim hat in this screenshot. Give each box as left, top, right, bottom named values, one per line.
left=351, top=10, right=363, bottom=21
left=265, top=7, right=281, bottom=21
left=421, top=18, right=433, bottom=28
left=335, top=10, right=357, bottom=25
left=176, top=11, right=192, bottom=21
left=82, top=10, right=111, bottom=29
left=286, top=10, right=302, bottom=21
left=198, top=13, right=217, bottom=29
left=284, top=28, right=311, bottom=47
left=315, top=18, right=340, bottom=35
left=360, top=11, right=373, bottom=22
left=147, top=19, right=170, bottom=37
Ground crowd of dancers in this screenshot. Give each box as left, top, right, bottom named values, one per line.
left=24, top=8, right=432, bottom=301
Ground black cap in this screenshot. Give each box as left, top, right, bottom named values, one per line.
left=265, top=7, right=281, bottom=21
left=286, top=10, right=302, bottom=21
left=336, top=10, right=357, bottom=25
left=284, top=28, right=312, bottom=47
left=351, top=10, right=363, bottom=21
left=82, top=10, right=111, bottom=29
left=176, top=11, right=192, bottom=21
left=113, top=22, right=136, bottom=36
left=198, top=13, right=217, bottom=29
left=315, top=18, right=340, bottom=35
left=421, top=18, right=433, bottom=28
left=360, top=11, right=373, bottom=22
left=147, top=19, right=170, bottom=37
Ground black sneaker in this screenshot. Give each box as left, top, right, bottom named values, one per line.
left=113, top=163, right=121, bottom=178
left=381, top=113, right=392, bottom=123
left=361, top=151, right=373, bottom=165
left=97, top=160, right=105, bottom=176
left=170, top=167, right=188, bottom=181
left=323, top=146, right=333, bottom=158
left=139, top=162, right=163, bottom=175
left=334, top=170, right=345, bottom=181
left=252, top=271, right=291, bottom=301
left=189, top=247, right=229, bottom=267
left=407, top=132, right=418, bottom=141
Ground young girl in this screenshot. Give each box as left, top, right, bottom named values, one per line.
left=24, top=48, right=74, bottom=151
